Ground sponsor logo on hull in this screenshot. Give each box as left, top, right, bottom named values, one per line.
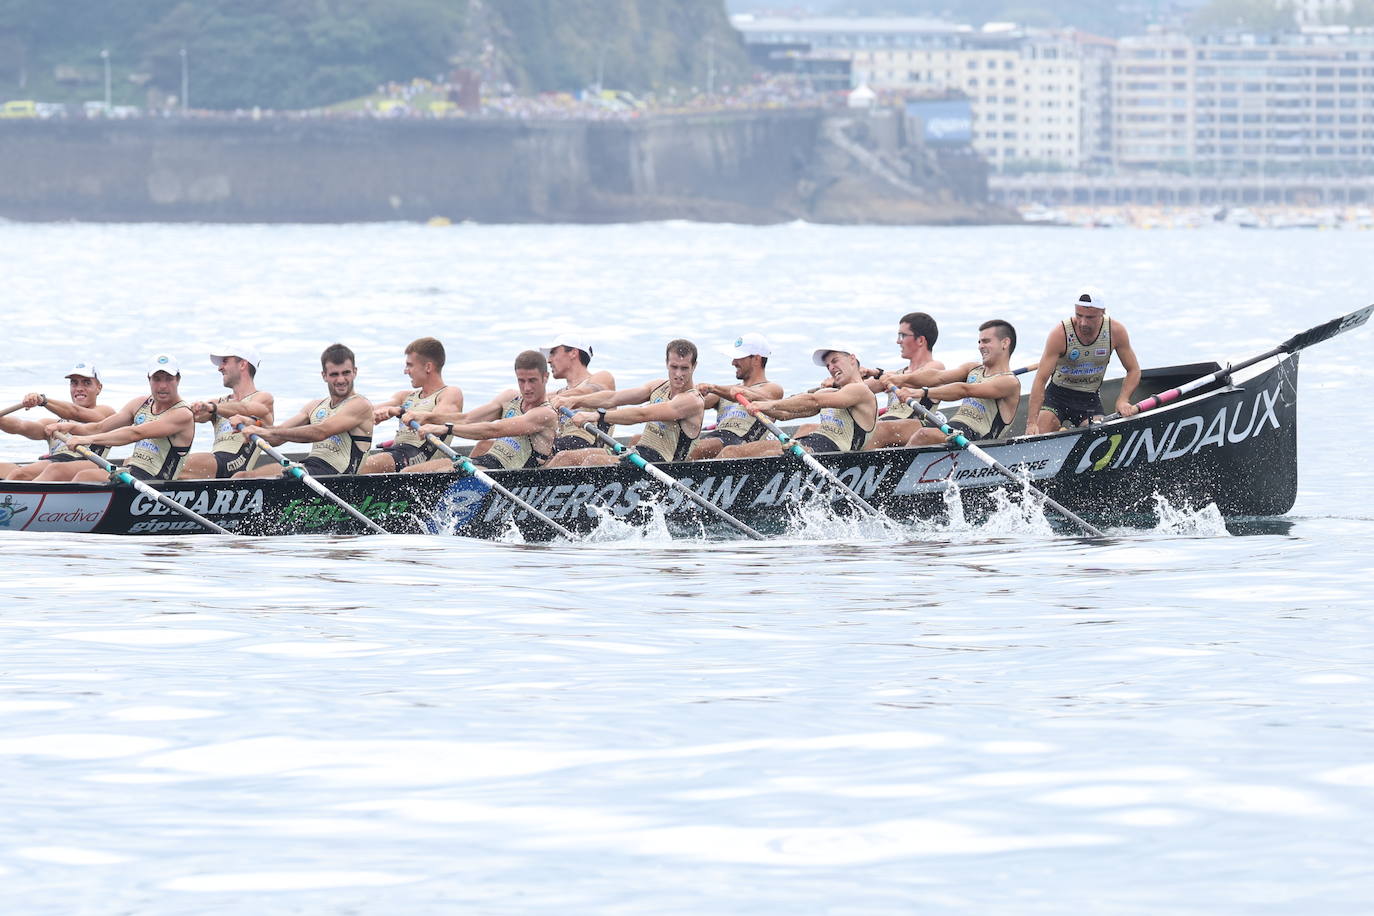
left=279, top=495, right=411, bottom=530
left=892, top=435, right=1079, bottom=496
left=0, top=491, right=112, bottom=533
left=1074, top=385, right=1282, bottom=475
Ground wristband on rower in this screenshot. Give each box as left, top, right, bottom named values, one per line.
left=444, top=422, right=454, bottom=436
left=39, top=394, right=48, bottom=407
left=596, top=407, right=610, bottom=429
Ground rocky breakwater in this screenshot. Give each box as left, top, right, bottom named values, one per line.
left=0, top=111, right=1011, bottom=224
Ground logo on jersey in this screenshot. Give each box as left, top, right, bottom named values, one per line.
left=1069, top=348, right=1081, bottom=361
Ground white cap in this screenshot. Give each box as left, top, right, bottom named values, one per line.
left=65, top=362, right=99, bottom=380
left=146, top=353, right=181, bottom=377
left=210, top=344, right=262, bottom=369
left=1074, top=286, right=1107, bottom=310
left=812, top=345, right=861, bottom=368
left=720, top=332, right=772, bottom=361
left=539, top=331, right=594, bottom=360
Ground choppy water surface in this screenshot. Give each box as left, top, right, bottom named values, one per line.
left=2, top=222, right=1372, bottom=913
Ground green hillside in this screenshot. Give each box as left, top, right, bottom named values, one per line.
left=0, top=0, right=746, bottom=110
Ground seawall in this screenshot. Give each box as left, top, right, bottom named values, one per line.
left=0, top=111, right=1002, bottom=224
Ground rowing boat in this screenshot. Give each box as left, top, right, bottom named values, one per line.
left=0, top=355, right=1300, bottom=539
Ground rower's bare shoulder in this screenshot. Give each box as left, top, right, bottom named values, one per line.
left=587, top=370, right=615, bottom=390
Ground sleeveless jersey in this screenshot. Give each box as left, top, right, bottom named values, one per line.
left=554, top=382, right=612, bottom=446
left=482, top=395, right=554, bottom=470
left=948, top=367, right=1014, bottom=441
left=48, top=436, right=109, bottom=461
left=391, top=386, right=452, bottom=453
left=1050, top=316, right=1113, bottom=394
left=125, top=397, right=193, bottom=480
left=308, top=394, right=371, bottom=474
left=713, top=386, right=769, bottom=441
left=809, top=392, right=877, bottom=453
left=210, top=391, right=267, bottom=463
left=638, top=382, right=701, bottom=463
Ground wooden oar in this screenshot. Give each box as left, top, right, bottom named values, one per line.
left=1, top=403, right=26, bottom=419
left=406, top=420, right=574, bottom=540
left=53, top=433, right=231, bottom=535
left=733, top=392, right=881, bottom=518
left=232, top=423, right=388, bottom=535
left=555, top=408, right=764, bottom=540
left=888, top=388, right=1105, bottom=538
left=1095, top=304, right=1373, bottom=424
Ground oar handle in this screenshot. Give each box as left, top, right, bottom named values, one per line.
left=407, top=419, right=575, bottom=540
left=0, top=402, right=25, bottom=419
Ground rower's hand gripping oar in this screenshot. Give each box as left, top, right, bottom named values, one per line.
left=232, top=423, right=388, bottom=535
left=1095, top=305, right=1373, bottom=424
left=888, top=388, right=1105, bottom=538
left=405, top=420, right=574, bottom=540
left=555, top=408, right=764, bottom=540
left=812, top=363, right=1039, bottom=395
left=52, top=433, right=232, bottom=535
left=733, top=393, right=882, bottom=518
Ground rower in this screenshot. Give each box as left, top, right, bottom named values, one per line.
left=407, top=350, right=558, bottom=472
left=54, top=354, right=197, bottom=482
left=360, top=337, right=463, bottom=474
left=178, top=344, right=276, bottom=479
left=549, top=338, right=705, bottom=467
left=544, top=331, right=616, bottom=459
left=863, top=312, right=947, bottom=450
left=690, top=332, right=783, bottom=459
left=719, top=345, right=877, bottom=458
left=1025, top=287, right=1142, bottom=435
left=1, top=362, right=116, bottom=481
left=232, top=343, right=374, bottom=478
left=896, top=320, right=1021, bottom=446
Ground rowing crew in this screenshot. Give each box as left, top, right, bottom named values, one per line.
left=0, top=288, right=1141, bottom=483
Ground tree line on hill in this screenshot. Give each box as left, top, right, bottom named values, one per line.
left=0, top=0, right=746, bottom=110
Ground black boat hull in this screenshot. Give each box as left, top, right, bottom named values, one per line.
left=0, top=357, right=1299, bottom=539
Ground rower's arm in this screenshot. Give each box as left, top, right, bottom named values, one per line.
left=0, top=414, right=49, bottom=441
left=257, top=398, right=372, bottom=445
left=559, top=381, right=654, bottom=410
left=50, top=398, right=139, bottom=436
left=928, top=373, right=1021, bottom=403
left=29, top=396, right=113, bottom=424
left=604, top=390, right=702, bottom=426
left=216, top=392, right=274, bottom=426
left=1112, top=322, right=1143, bottom=415
left=1025, top=328, right=1068, bottom=432
left=78, top=405, right=193, bottom=447
left=446, top=405, right=556, bottom=441
left=882, top=364, right=963, bottom=388
left=435, top=385, right=464, bottom=415
left=372, top=390, right=412, bottom=422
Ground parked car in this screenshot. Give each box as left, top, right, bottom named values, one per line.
left=0, top=99, right=38, bottom=118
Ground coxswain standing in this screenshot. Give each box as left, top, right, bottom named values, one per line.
left=360, top=337, right=463, bottom=474
left=1025, top=287, right=1142, bottom=434
left=550, top=339, right=705, bottom=467
left=719, top=345, right=878, bottom=458
left=407, top=350, right=559, bottom=471
left=896, top=320, right=1021, bottom=445
left=54, top=354, right=197, bottom=482
left=690, top=332, right=783, bottom=460
left=178, top=344, right=276, bottom=479
left=0, top=362, right=115, bottom=481
left=233, top=343, right=373, bottom=478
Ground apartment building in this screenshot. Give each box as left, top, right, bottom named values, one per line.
left=1115, top=28, right=1374, bottom=172
left=733, top=16, right=1111, bottom=171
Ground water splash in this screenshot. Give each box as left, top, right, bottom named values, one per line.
left=582, top=499, right=680, bottom=543
left=1150, top=493, right=1230, bottom=537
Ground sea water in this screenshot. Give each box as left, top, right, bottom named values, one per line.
left=1, top=222, right=1372, bottom=913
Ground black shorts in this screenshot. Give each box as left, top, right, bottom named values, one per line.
left=636, top=446, right=668, bottom=463
left=213, top=450, right=253, bottom=478
left=1042, top=382, right=1104, bottom=427
left=795, top=433, right=843, bottom=455
left=378, top=442, right=428, bottom=470
left=126, top=466, right=157, bottom=482
left=697, top=430, right=747, bottom=448
left=48, top=452, right=84, bottom=463
left=300, top=457, right=341, bottom=477
left=947, top=421, right=978, bottom=441
left=553, top=435, right=601, bottom=452
left=473, top=454, right=502, bottom=470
